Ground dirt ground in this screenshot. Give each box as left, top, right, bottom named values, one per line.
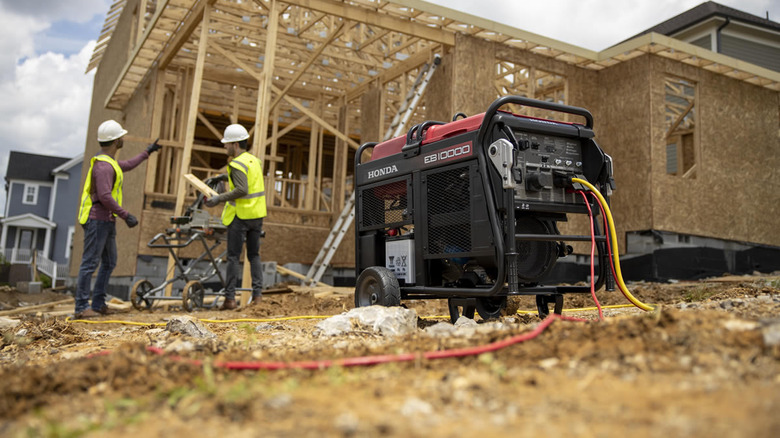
left=1, top=274, right=780, bottom=437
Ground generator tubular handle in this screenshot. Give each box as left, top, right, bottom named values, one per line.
left=402, top=120, right=446, bottom=157
left=355, top=142, right=378, bottom=167
left=476, top=96, right=594, bottom=147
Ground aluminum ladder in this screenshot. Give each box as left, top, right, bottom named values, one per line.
left=302, top=54, right=441, bottom=286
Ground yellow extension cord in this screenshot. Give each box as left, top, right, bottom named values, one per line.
left=571, top=177, right=655, bottom=312
left=65, top=314, right=331, bottom=326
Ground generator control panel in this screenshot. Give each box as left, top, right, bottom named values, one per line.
left=510, top=131, right=586, bottom=207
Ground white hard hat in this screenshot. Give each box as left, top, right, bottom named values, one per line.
left=97, top=120, right=128, bottom=142
left=221, top=124, right=250, bottom=143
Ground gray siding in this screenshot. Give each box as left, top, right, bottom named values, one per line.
left=690, top=35, right=711, bottom=50
left=7, top=182, right=51, bottom=218
left=4, top=228, right=16, bottom=250
left=721, top=34, right=780, bottom=72
left=51, top=162, right=82, bottom=264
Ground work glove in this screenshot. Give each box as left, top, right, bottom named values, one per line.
left=204, top=174, right=227, bottom=185
left=204, top=197, right=220, bottom=208
left=125, top=214, right=139, bottom=228
left=146, top=138, right=161, bottom=154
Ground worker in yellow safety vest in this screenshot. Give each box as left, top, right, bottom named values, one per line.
left=74, top=120, right=161, bottom=319
left=204, top=124, right=267, bottom=310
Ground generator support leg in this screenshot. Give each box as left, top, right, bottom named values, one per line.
left=448, top=298, right=476, bottom=323
left=536, top=294, right=563, bottom=318
left=506, top=193, right=519, bottom=294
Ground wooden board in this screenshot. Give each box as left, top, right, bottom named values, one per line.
left=0, top=298, right=74, bottom=317
left=183, top=173, right=218, bottom=197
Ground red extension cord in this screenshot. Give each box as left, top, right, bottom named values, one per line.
left=139, top=314, right=587, bottom=371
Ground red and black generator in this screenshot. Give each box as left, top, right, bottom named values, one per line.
left=353, top=96, right=615, bottom=321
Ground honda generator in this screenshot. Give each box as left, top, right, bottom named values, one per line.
left=354, top=96, right=615, bottom=321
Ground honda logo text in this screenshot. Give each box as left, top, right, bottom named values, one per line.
left=424, top=142, right=472, bottom=165
left=367, top=165, right=399, bottom=179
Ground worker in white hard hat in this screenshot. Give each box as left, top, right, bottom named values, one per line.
left=204, top=123, right=267, bottom=310
left=73, top=120, right=162, bottom=319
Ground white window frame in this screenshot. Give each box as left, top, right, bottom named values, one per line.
left=23, top=184, right=39, bottom=205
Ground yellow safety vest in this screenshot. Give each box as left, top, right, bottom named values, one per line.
left=221, top=151, right=266, bottom=226
left=78, top=154, right=123, bottom=224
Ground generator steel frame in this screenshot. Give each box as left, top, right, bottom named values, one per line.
left=354, top=96, right=615, bottom=320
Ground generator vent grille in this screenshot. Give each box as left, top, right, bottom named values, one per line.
left=426, top=166, right=471, bottom=255
left=360, top=179, right=408, bottom=229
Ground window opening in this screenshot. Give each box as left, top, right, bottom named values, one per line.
left=664, top=77, right=697, bottom=178
left=495, top=59, right=567, bottom=120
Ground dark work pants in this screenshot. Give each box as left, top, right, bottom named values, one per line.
left=225, top=217, right=264, bottom=300
left=75, top=219, right=117, bottom=313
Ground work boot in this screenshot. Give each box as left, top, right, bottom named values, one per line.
left=95, top=306, right=115, bottom=316
left=75, top=308, right=100, bottom=319
left=220, top=299, right=237, bottom=310
left=248, top=295, right=262, bottom=306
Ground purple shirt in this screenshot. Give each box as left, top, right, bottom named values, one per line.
left=88, top=151, right=149, bottom=221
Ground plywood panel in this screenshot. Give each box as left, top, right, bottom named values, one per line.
left=558, top=56, right=654, bottom=254
left=452, top=34, right=495, bottom=118
left=650, top=56, right=780, bottom=247
left=425, top=45, right=454, bottom=124
left=360, top=83, right=383, bottom=143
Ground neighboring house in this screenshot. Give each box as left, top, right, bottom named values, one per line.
left=1, top=151, right=83, bottom=283
left=630, top=1, right=780, bottom=72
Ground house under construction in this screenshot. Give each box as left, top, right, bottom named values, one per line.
left=72, top=0, right=780, bottom=297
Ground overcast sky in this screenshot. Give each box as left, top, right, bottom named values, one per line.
left=0, top=0, right=778, bottom=211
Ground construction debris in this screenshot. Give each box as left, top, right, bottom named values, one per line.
left=315, top=306, right=418, bottom=337
left=165, top=315, right=216, bottom=339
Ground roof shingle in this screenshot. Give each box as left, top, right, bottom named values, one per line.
left=5, top=151, right=71, bottom=183
left=632, top=1, right=780, bottom=39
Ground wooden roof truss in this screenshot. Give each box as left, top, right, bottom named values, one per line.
left=89, top=0, right=777, bottom=216
left=94, top=1, right=780, bottom=131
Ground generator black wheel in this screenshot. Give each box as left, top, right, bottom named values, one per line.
left=182, top=280, right=205, bottom=311
left=130, top=280, right=154, bottom=311
left=475, top=296, right=507, bottom=320
left=354, top=267, right=401, bottom=307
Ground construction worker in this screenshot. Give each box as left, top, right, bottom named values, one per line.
left=74, top=120, right=161, bottom=319
left=204, top=124, right=266, bottom=309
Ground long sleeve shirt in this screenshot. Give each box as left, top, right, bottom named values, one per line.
left=211, top=170, right=248, bottom=203
left=88, top=151, right=149, bottom=221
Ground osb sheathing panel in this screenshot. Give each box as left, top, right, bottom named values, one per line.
left=649, top=57, right=780, bottom=247
left=266, top=210, right=333, bottom=229
left=425, top=45, right=454, bottom=123
left=69, top=0, right=148, bottom=277
left=452, top=34, right=496, bottom=118
left=262, top=209, right=355, bottom=266
left=575, top=56, right=654, bottom=254
left=261, top=221, right=355, bottom=267
left=360, top=84, right=383, bottom=144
